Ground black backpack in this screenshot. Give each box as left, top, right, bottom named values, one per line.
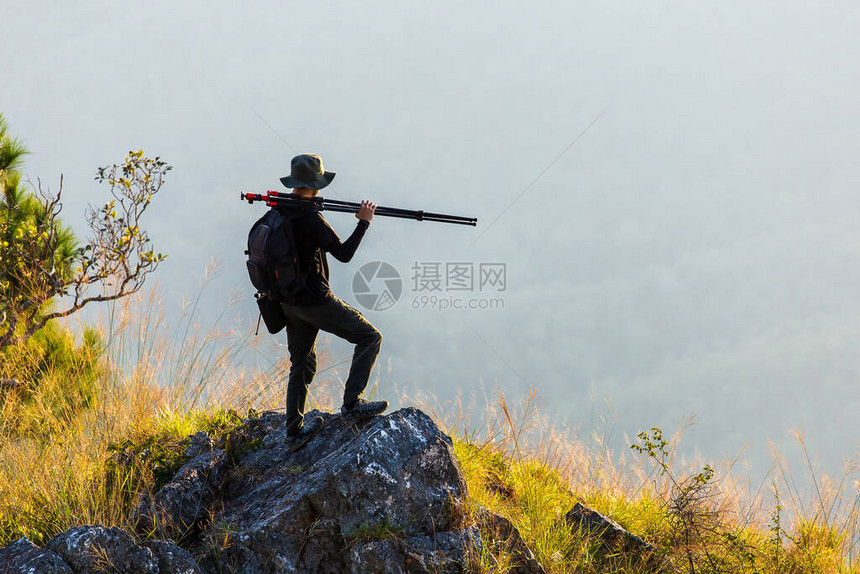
left=246, top=208, right=306, bottom=334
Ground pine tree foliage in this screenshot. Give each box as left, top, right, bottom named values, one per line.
left=0, top=113, right=169, bottom=347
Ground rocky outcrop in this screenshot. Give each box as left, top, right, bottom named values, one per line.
left=195, top=407, right=473, bottom=572
left=565, top=502, right=654, bottom=554
left=565, top=502, right=668, bottom=571
left=0, top=537, right=72, bottom=574
left=476, top=509, right=546, bottom=573
left=134, top=449, right=229, bottom=539
left=348, top=528, right=481, bottom=574
left=47, top=526, right=200, bottom=573
left=0, top=408, right=481, bottom=573
left=0, top=527, right=198, bottom=574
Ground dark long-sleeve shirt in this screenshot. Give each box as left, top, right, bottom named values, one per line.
left=279, top=205, right=369, bottom=306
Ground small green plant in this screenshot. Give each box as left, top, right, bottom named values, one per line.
left=108, top=408, right=250, bottom=492
left=768, top=480, right=784, bottom=571
left=632, top=427, right=766, bottom=573
left=198, top=408, right=248, bottom=440
left=203, top=515, right=240, bottom=567
left=631, top=427, right=672, bottom=475
left=108, top=433, right=191, bottom=493
left=345, top=518, right=405, bottom=546
left=282, top=464, right=306, bottom=475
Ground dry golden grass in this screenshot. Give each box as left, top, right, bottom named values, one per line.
left=1, top=281, right=858, bottom=573
left=0, top=279, right=294, bottom=545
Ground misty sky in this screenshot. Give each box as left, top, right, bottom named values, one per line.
left=3, top=1, right=859, bottom=483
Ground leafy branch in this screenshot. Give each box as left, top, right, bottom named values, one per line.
left=0, top=150, right=169, bottom=347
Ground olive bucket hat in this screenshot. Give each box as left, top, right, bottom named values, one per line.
left=279, top=153, right=336, bottom=191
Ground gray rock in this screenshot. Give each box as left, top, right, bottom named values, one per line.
left=565, top=502, right=653, bottom=553
left=45, top=525, right=158, bottom=573
left=202, top=407, right=471, bottom=573
left=348, top=526, right=482, bottom=574
left=146, top=539, right=203, bottom=574
left=183, top=431, right=214, bottom=459
left=0, top=537, right=72, bottom=574
left=0, top=531, right=201, bottom=574
left=565, top=502, right=670, bottom=571
left=477, top=509, right=546, bottom=573
left=134, top=449, right=228, bottom=539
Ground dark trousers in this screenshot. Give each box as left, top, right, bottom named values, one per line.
left=281, top=297, right=382, bottom=433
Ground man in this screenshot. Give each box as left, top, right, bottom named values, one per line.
left=277, top=153, right=387, bottom=442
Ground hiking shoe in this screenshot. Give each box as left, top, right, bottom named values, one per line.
left=340, top=398, right=389, bottom=420
left=286, top=415, right=325, bottom=449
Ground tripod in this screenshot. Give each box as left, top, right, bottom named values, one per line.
left=241, top=191, right=478, bottom=226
